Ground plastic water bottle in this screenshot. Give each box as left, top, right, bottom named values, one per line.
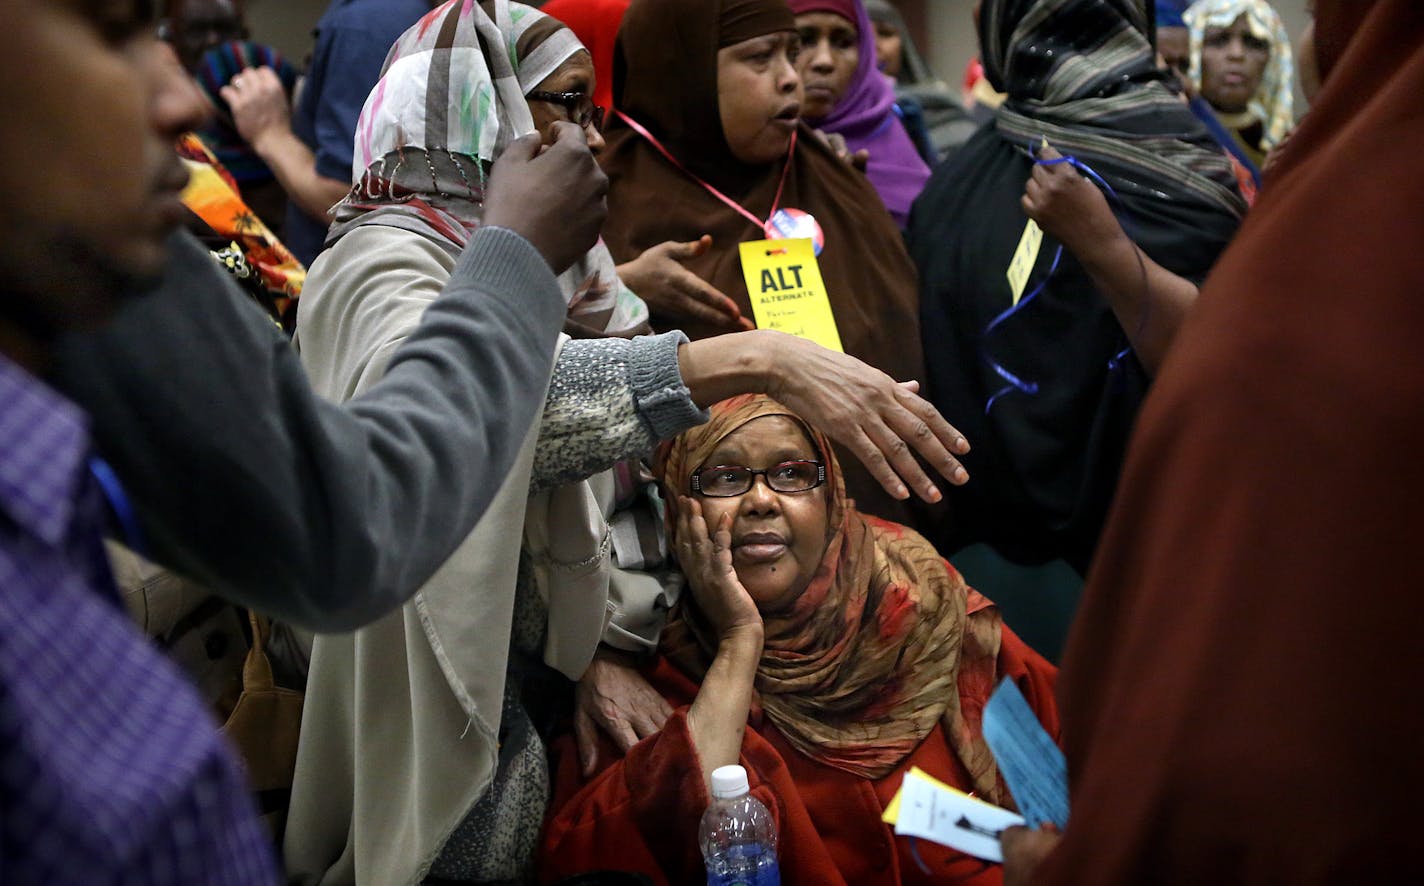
left=698, top=765, right=781, bottom=886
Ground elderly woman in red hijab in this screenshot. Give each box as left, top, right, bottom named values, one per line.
left=789, top=0, right=931, bottom=227
left=541, top=395, right=1059, bottom=885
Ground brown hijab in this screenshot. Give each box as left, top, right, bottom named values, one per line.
left=1039, top=2, right=1424, bottom=880
left=655, top=395, right=1010, bottom=803
left=599, top=0, right=923, bottom=383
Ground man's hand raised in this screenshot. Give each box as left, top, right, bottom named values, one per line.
left=483, top=122, right=608, bottom=275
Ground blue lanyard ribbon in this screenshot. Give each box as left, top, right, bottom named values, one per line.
left=982, top=243, right=1062, bottom=414
left=88, top=456, right=147, bottom=557
left=981, top=141, right=1142, bottom=414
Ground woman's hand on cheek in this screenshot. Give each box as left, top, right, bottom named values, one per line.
left=677, top=497, right=763, bottom=641
left=680, top=497, right=763, bottom=785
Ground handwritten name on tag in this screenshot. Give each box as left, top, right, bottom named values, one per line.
left=739, top=238, right=843, bottom=353
left=1006, top=218, right=1044, bottom=307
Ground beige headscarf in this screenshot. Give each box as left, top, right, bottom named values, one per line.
left=284, top=2, right=623, bottom=882
left=1185, top=0, right=1296, bottom=151
left=328, top=0, right=650, bottom=340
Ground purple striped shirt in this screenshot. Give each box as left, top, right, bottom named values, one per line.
left=0, top=354, right=279, bottom=884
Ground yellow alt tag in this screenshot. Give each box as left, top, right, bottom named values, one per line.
left=739, top=238, right=843, bottom=352
left=1005, top=218, right=1043, bottom=306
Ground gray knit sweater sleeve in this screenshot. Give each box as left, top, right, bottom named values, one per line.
left=532, top=331, right=709, bottom=493
left=48, top=227, right=565, bottom=631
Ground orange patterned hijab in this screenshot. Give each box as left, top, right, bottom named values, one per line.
left=176, top=133, right=305, bottom=324
left=656, top=395, right=1009, bottom=802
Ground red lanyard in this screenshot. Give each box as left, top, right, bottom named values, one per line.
left=615, top=109, right=796, bottom=233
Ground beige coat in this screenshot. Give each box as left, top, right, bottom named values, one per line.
left=284, top=227, right=616, bottom=885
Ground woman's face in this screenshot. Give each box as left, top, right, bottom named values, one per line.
left=1199, top=13, right=1271, bottom=113
left=528, top=50, right=605, bottom=153
left=693, top=415, right=831, bottom=613
left=873, top=19, right=902, bottom=79
left=795, top=12, right=859, bottom=120
left=717, top=32, right=803, bottom=165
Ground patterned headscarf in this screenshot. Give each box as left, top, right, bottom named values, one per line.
left=1185, top=0, right=1295, bottom=151
left=175, top=133, right=305, bottom=324
left=540, top=0, right=629, bottom=112
left=655, top=395, right=1010, bottom=802
left=331, top=0, right=648, bottom=337
left=979, top=0, right=1246, bottom=217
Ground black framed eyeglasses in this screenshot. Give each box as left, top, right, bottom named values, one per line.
left=526, top=90, right=606, bottom=130
left=691, top=461, right=826, bottom=498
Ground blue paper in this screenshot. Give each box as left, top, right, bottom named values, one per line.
left=982, top=679, right=1070, bottom=829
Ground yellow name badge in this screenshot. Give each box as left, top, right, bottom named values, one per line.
left=739, top=238, right=844, bottom=352
left=1005, top=218, right=1044, bottom=306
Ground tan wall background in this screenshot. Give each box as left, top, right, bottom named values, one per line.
left=245, top=0, right=325, bottom=63
left=246, top=0, right=1313, bottom=108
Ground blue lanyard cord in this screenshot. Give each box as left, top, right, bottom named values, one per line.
left=983, top=243, right=1063, bottom=414
left=87, top=456, right=147, bottom=557
left=1033, top=152, right=1120, bottom=201
left=981, top=140, right=1149, bottom=414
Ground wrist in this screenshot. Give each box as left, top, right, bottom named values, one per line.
left=730, top=329, right=774, bottom=393
left=751, top=330, right=806, bottom=401
left=719, top=621, right=765, bottom=653
left=1072, top=224, right=1134, bottom=273
left=678, top=330, right=771, bottom=408
left=615, top=257, right=650, bottom=294
left=247, top=125, right=293, bottom=162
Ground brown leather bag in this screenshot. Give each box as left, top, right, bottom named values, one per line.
left=221, top=610, right=304, bottom=835
left=109, top=542, right=303, bottom=837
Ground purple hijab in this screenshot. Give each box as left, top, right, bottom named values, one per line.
left=790, top=0, right=930, bottom=226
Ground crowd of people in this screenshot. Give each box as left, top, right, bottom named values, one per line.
left=3, top=0, right=1421, bottom=883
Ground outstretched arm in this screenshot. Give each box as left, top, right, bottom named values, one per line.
left=48, top=126, right=608, bottom=630
left=535, top=325, right=973, bottom=502
left=678, top=330, right=972, bottom=503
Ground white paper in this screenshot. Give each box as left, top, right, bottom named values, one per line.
left=892, top=770, right=1025, bottom=862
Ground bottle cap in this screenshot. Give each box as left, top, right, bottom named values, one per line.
left=710, top=765, right=750, bottom=799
